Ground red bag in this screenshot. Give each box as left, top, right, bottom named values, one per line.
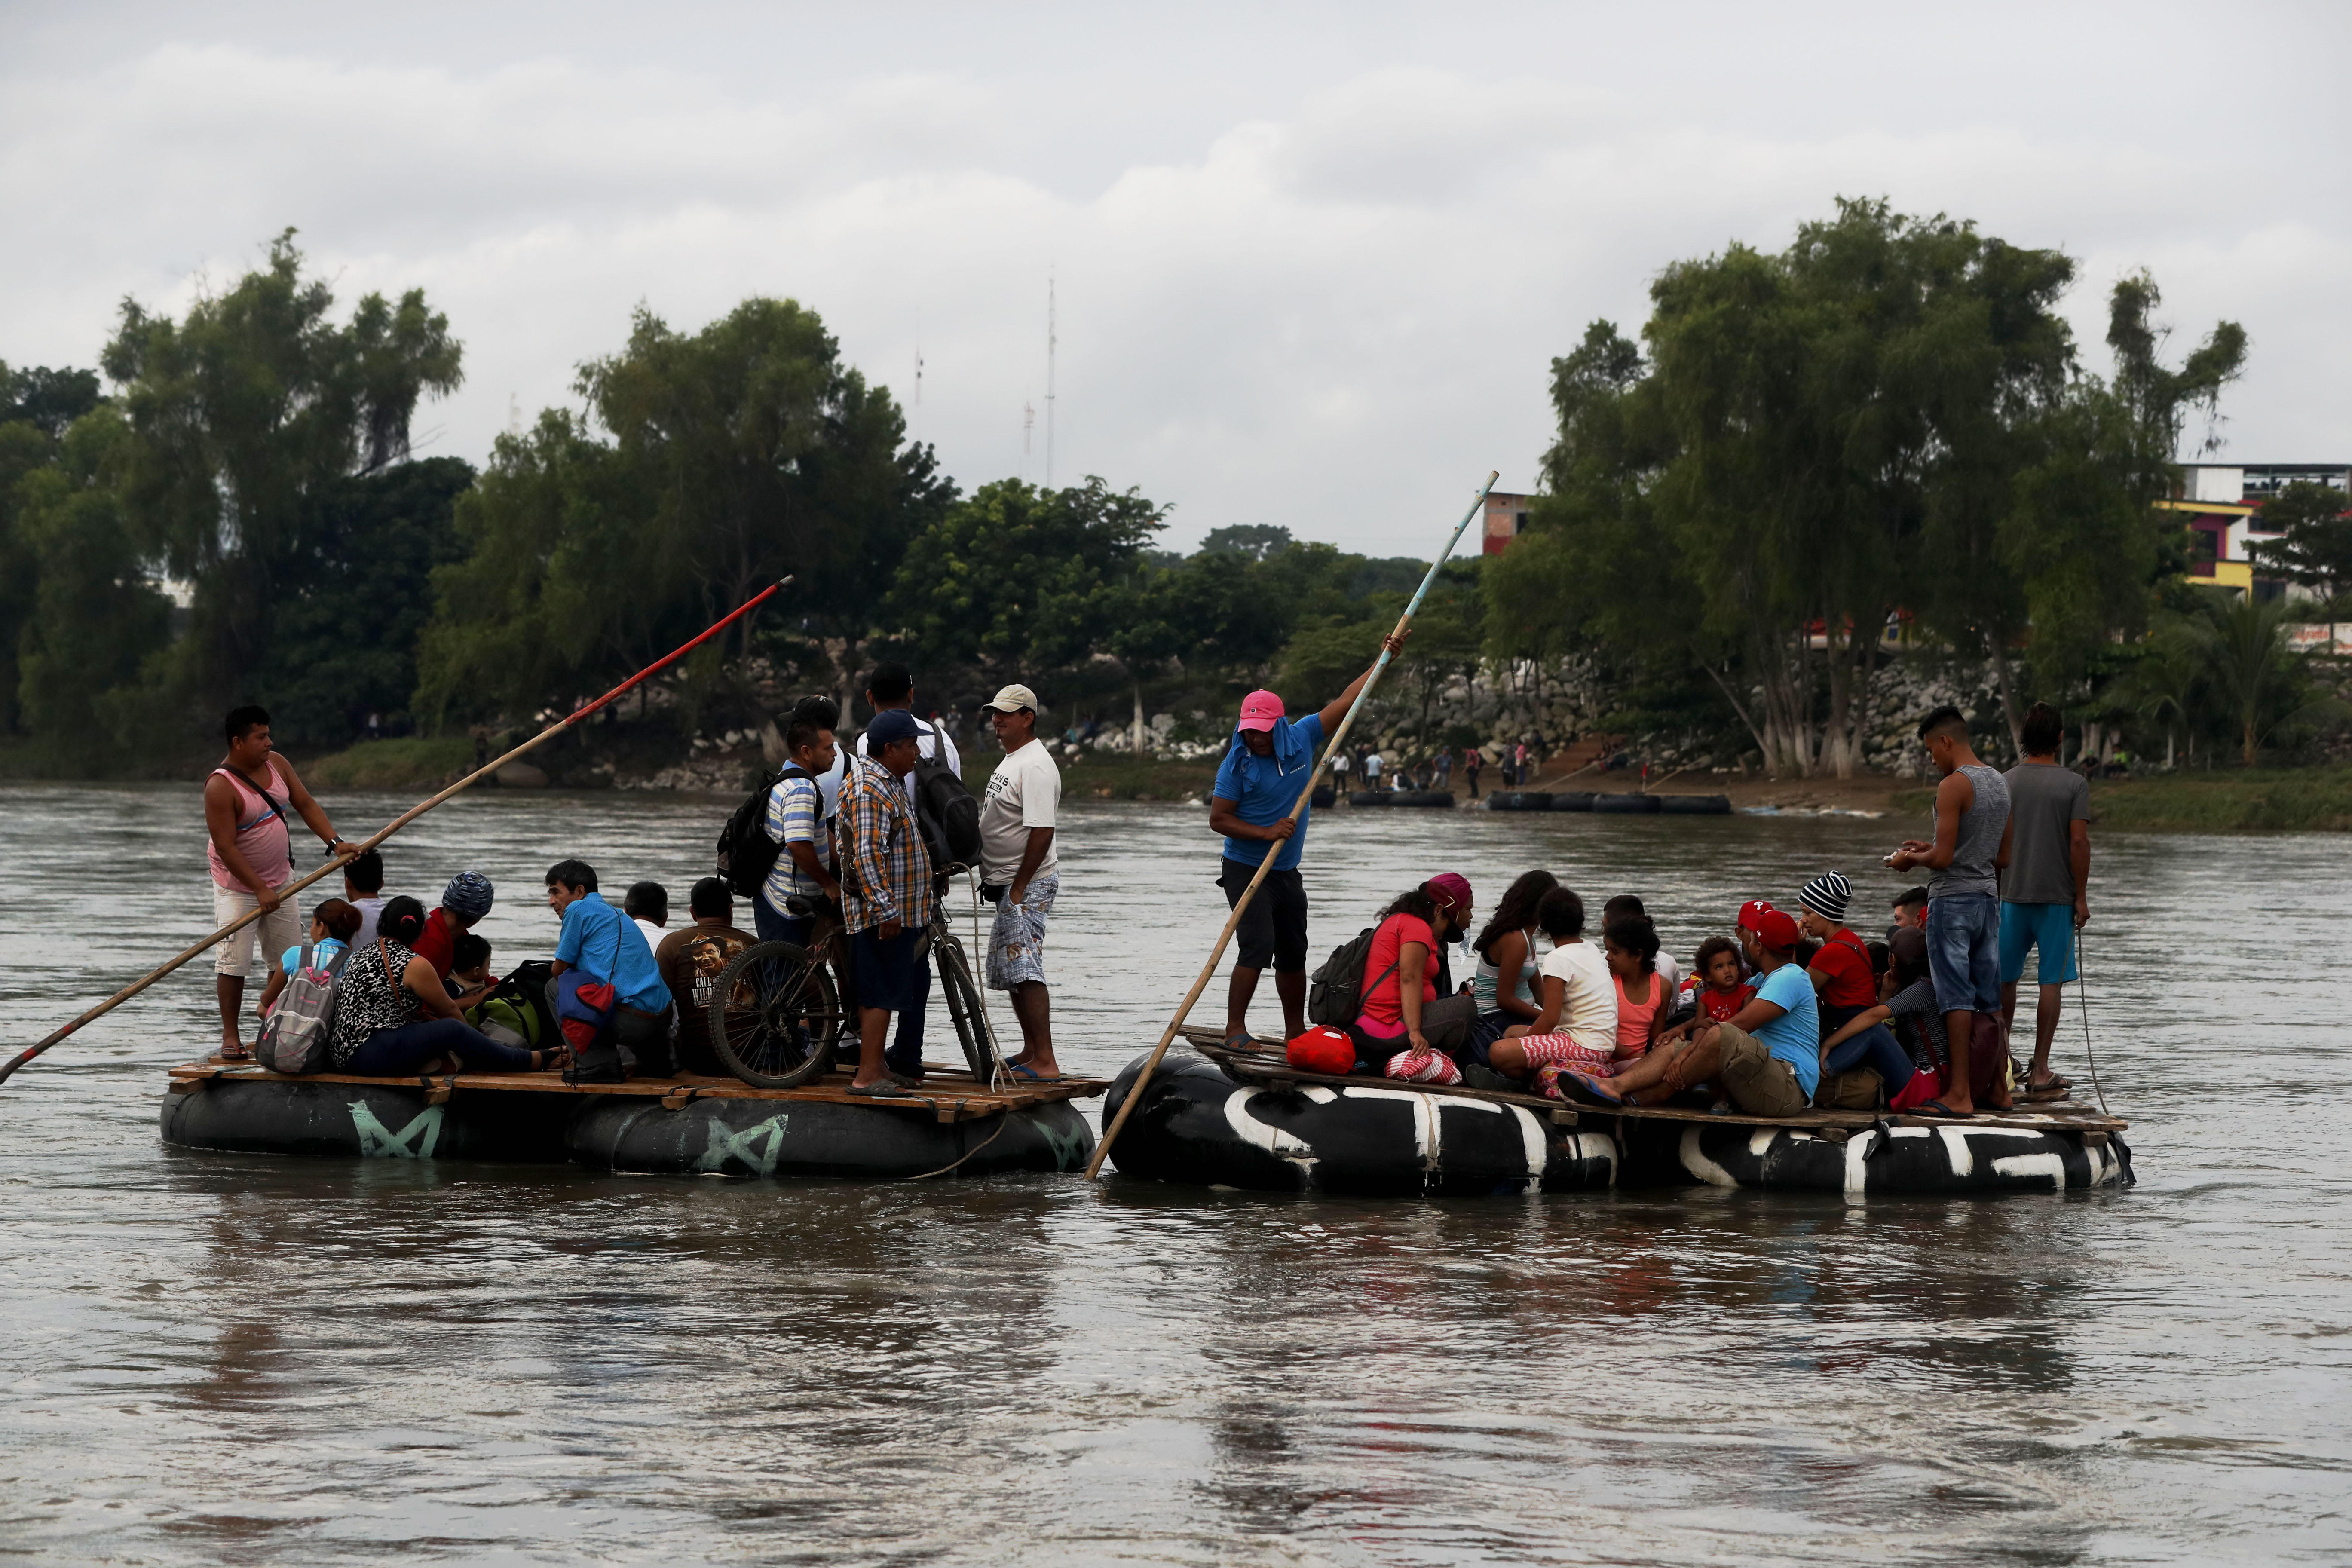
left=1889, top=1066, right=1945, bottom=1114
left=1286, top=1026, right=1356, bottom=1076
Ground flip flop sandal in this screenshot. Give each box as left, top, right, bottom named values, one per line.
left=212, top=1048, right=253, bottom=1065
left=1004, top=1062, right=1063, bottom=1083
left=2026, top=1074, right=2073, bottom=1096
left=1914, top=1100, right=1975, bottom=1118
left=848, top=1080, right=909, bottom=1098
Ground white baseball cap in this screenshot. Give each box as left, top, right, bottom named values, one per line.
left=983, top=683, right=1039, bottom=714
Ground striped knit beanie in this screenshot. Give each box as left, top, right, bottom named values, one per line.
left=1798, top=871, right=1852, bottom=923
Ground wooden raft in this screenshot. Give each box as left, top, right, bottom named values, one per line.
left=167, top=1059, right=1108, bottom=1127
left=1176, top=1028, right=2129, bottom=1137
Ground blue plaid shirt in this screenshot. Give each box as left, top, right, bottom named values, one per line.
left=837, top=755, right=931, bottom=933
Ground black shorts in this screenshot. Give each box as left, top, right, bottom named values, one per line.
left=1219, top=858, right=1308, bottom=973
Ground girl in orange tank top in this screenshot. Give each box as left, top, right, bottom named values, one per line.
left=1602, top=912, right=1666, bottom=1061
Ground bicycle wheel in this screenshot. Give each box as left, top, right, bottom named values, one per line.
left=933, top=935, right=1000, bottom=1080
left=708, top=940, right=847, bottom=1089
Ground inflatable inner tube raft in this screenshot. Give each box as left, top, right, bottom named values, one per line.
left=1104, top=1048, right=2132, bottom=1198
left=162, top=1066, right=1099, bottom=1180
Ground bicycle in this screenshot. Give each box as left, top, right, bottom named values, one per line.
left=707, top=872, right=1004, bottom=1090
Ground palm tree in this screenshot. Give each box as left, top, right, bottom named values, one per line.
left=2189, top=590, right=2309, bottom=766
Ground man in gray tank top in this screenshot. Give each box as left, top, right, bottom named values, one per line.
left=1887, top=706, right=2011, bottom=1116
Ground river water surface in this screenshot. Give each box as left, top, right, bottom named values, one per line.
left=1, top=782, right=2346, bottom=1564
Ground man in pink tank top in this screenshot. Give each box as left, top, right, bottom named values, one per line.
left=205, top=704, right=350, bottom=1060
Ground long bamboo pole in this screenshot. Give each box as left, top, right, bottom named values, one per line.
left=0, top=578, right=793, bottom=1088
left=1084, top=474, right=1498, bottom=1179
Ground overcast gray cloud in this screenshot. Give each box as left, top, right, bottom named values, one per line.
left=3, top=1, right=2346, bottom=554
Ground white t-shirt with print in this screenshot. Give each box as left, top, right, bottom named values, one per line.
left=980, top=739, right=1061, bottom=885
left=1540, top=939, right=1617, bottom=1049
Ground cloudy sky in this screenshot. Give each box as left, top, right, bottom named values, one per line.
left=3, top=1, right=2346, bottom=554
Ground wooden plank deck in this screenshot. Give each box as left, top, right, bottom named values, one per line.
left=168, top=1059, right=1108, bottom=1126
left=1175, top=1027, right=2128, bottom=1136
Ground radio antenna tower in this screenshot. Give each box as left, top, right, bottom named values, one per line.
left=912, top=309, right=923, bottom=444
left=1045, top=271, right=1057, bottom=487
left=1022, top=399, right=1035, bottom=481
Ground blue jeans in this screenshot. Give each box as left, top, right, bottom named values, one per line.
left=1820, top=1003, right=1914, bottom=1094
left=345, top=1017, right=535, bottom=1075
left=1926, top=892, right=2001, bottom=1014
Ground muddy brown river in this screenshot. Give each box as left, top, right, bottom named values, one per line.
left=0, top=782, right=2344, bottom=1563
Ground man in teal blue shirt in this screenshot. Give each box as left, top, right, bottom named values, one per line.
left=1207, top=632, right=1403, bottom=1045
left=547, top=858, right=674, bottom=1075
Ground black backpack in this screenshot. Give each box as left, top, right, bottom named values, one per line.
left=911, top=750, right=982, bottom=871
left=716, top=765, right=812, bottom=898
left=1307, top=925, right=1400, bottom=1028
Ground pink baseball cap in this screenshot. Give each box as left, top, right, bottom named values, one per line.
left=1426, top=873, right=1474, bottom=916
left=1237, top=690, right=1286, bottom=732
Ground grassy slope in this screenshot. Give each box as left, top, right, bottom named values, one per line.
left=302, top=736, right=477, bottom=790
left=2087, top=768, right=2352, bottom=833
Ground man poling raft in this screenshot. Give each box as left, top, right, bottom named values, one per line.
left=1090, top=475, right=2138, bottom=1199
left=3, top=580, right=1104, bottom=1181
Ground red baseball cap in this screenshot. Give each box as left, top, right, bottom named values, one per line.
left=1737, top=899, right=1777, bottom=933
left=1753, top=909, right=1801, bottom=951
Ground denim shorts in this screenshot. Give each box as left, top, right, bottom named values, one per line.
left=1998, top=901, right=2079, bottom=986
left=1926, top=892, right=2001, bottom=1014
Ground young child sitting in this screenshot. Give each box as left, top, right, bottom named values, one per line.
left=256, top=898, right=362, bottom=1017
left=446, top=932, right=493, bottom=1006
left=1602, top=913, right=1668, bottom=1067
left=1677, top=935, right=1755, bottom=1023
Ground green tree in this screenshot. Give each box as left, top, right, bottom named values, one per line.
left=9, top=407, right=172, bottom=740
left=580, top=297, right=940, bottom=665
left=2181, top=589, right=2315, bottom=766
left=259, top=456, right=476, bottom=744
left=101, top=230, right=461, bottom=714
left=415, top=410, right=658, bottom=726
left=886, top=477, right=1166, bottom=677
left=2249, top=481, right=2352, bottom=603
left=1196, top=523, right=1294, bottom=560
left=1498, top=202, right=2245, bottom=778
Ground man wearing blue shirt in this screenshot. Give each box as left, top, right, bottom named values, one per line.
left=546, top=858, right=674, bottom=1075
left=1208, top=632, right=1405, bottom=1046
left=1592, top=904, right=1818, bottom=1115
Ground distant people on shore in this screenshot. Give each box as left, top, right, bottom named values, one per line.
left=1463, top=746, right=1483, bottom=799
left=205, top=704, right=352, bottom=1060
left=1209, top=628, right=1409, bottom=1047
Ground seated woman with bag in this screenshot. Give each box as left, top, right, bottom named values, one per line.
left=328, top=897, right=565, bottom=1077
left=1357, top=874, right=1479, bottom=1084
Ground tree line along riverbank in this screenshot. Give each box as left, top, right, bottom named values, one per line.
left=260, top=733, right=2352, bottom=833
